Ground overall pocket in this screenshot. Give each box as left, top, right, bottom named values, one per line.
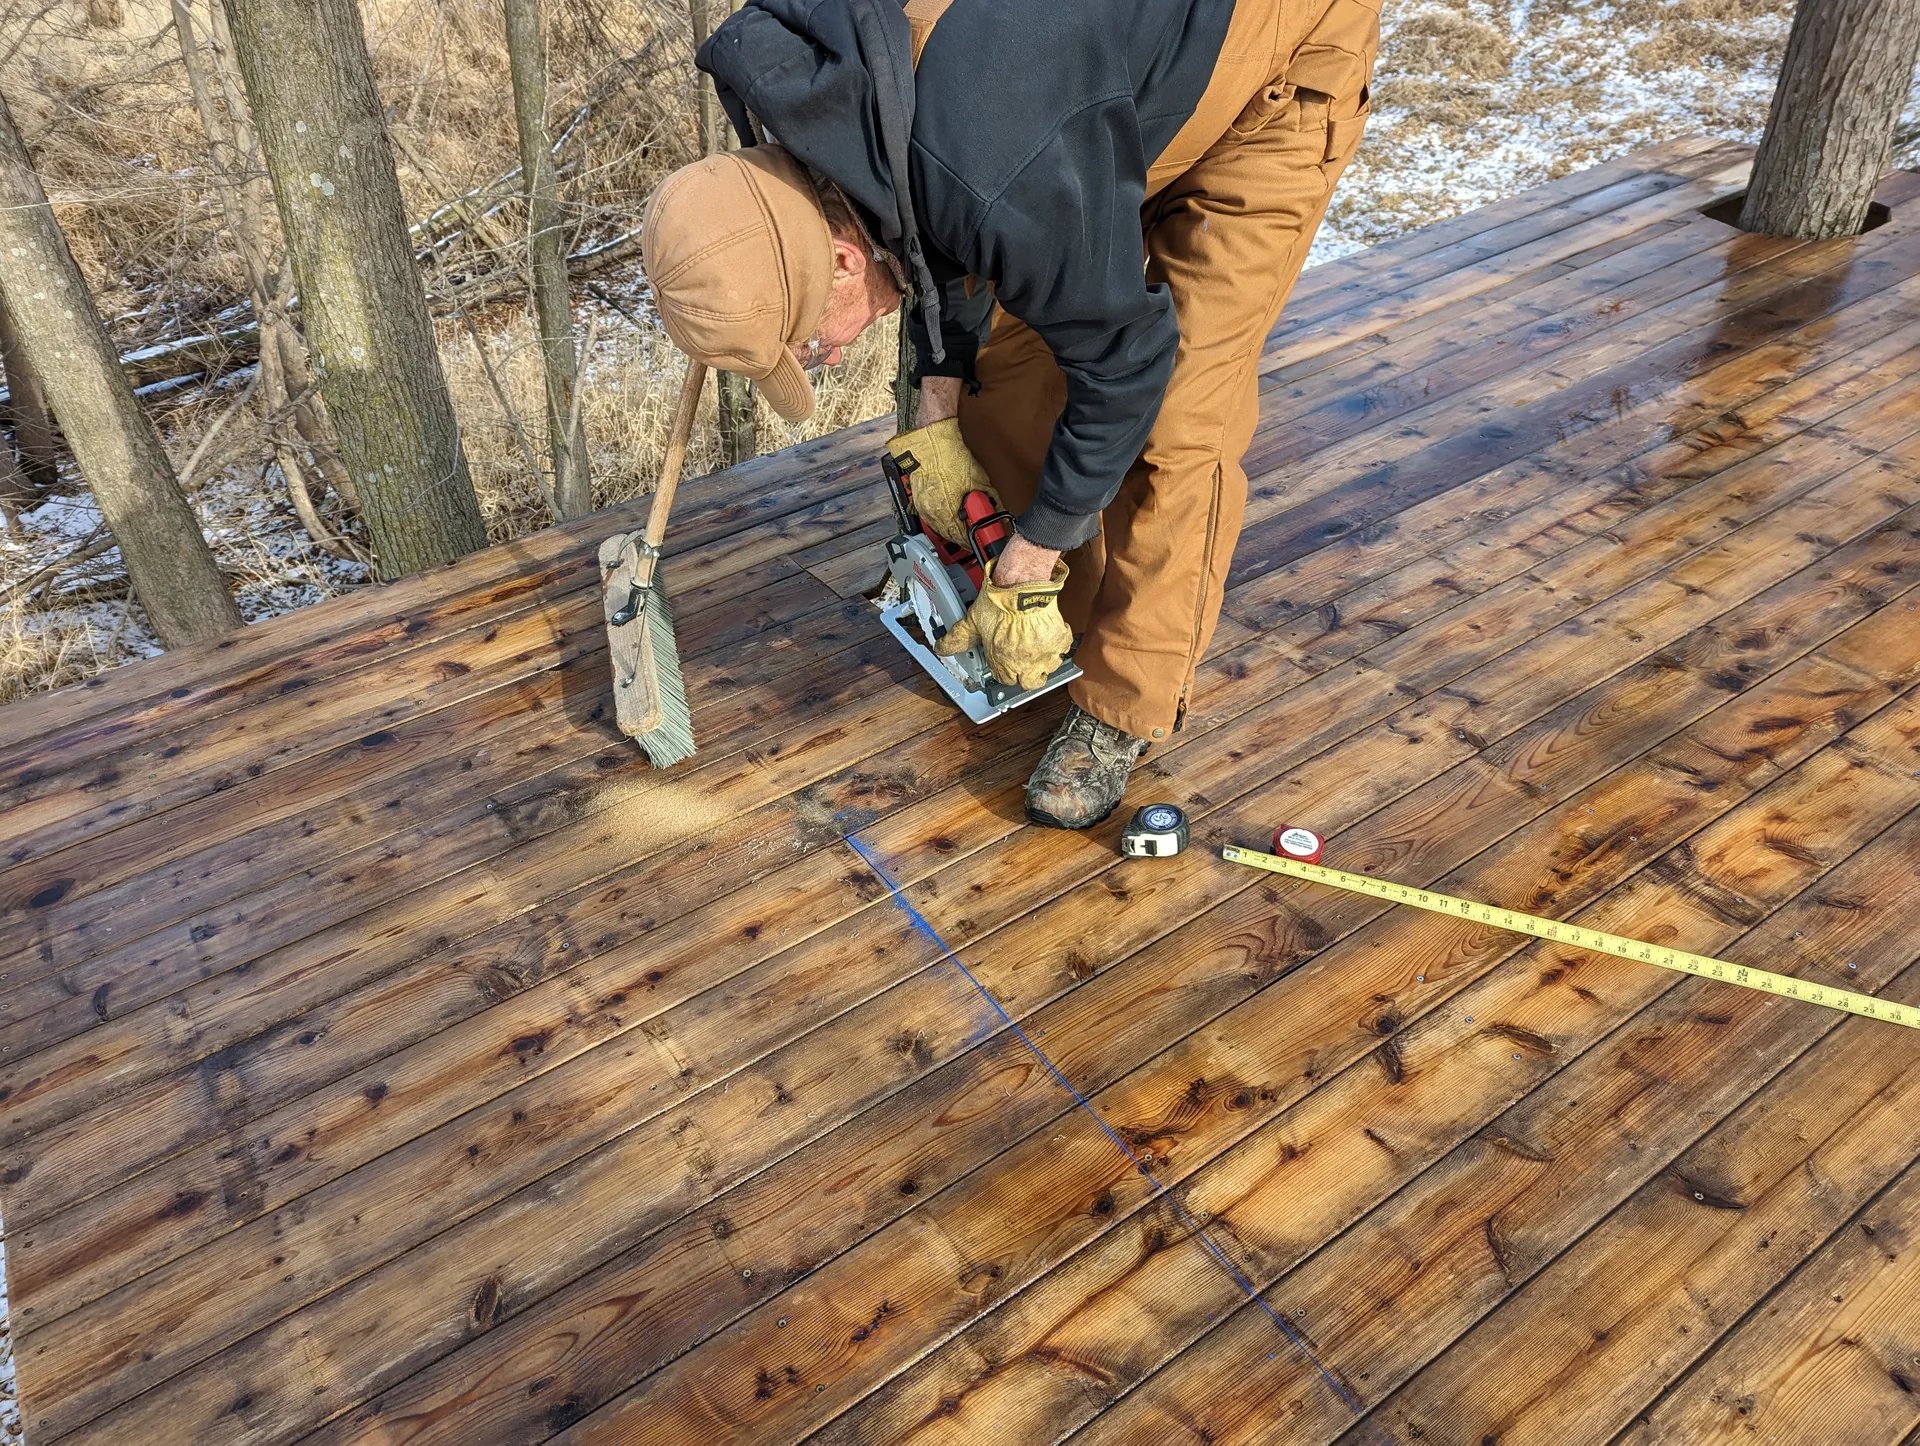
left=1324, top=83, right=1372, bottom=167
left=1281, top=0, right=1379, bottom=158
left=1229, top=80, right=1297, bottom=139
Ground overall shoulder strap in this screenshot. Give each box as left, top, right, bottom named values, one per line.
left=904, top=0, right=957, bottom=67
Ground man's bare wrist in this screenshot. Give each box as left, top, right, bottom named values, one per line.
left=917, top=376, right=963, bottom=424
left=991, top=532, right=1060, bottom=586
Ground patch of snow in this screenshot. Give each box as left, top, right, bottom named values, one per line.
left=12, top=491, right=104, bottom=547
left=1309, top=0, right=1920, bottom=268
left=118, top=335, right=221, bottom=366
left=192, top=468, right=372, bottom=626
left=1, top=462, right=370, bottom=693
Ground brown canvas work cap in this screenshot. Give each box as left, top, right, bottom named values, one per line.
left=641, top=143, right=833, bottom=423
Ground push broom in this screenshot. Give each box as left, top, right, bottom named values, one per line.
left=599, top=357, right=707, bottom=767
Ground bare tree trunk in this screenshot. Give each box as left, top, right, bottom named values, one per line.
left=689, top=0, right=717, bottom=154
left=1740, top=0, right=1920, bottom=238
left=693, top=0, right=758, bottom=467
left=174, top=0, right=360, bottom=559
left=222, top=0, right=488, bottom=579
left=0, top=290, right=60, bottom=494
left=201, top=0, right=358, bottom=511
left=715, top=347, right=757, bottom=463
left=505, top=0, right=590, bottom=520
left=0, top=97, right=240, bottom=645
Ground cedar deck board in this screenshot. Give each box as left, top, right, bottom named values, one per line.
left=4, top=144, right=1919, bottom=1445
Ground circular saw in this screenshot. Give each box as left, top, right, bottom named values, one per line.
left=874, top=449, right=1080, bottom=725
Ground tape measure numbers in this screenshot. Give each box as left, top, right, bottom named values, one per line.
left=1221, top=845, right=1920, bottom=1031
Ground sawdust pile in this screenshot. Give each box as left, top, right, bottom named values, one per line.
left=592, top=774, right=734, bottom=854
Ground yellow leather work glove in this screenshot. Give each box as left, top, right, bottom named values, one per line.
left=885, top=418, right=1000, bottom=546
left=934, top=561, right=1073, bottom=691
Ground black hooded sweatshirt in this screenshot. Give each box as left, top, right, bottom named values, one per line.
left=698, top=0, right=1236, bottom=552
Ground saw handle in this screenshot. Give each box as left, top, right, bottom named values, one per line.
left=961, top=492, right=1012, bottom=558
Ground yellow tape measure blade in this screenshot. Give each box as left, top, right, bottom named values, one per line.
left=1220, top=846, right=1919, bottom=1031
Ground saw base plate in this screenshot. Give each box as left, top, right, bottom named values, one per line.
left=879, top=599, right=1080, bottom=724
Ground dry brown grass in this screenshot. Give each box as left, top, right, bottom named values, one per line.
left=0, top=602, right=127, bottom=704
left=1629, top=20, right=1788, bottom=74
left=1612, top=0, right=1790, bottom=27
left=8, top=6, right=240, bottom=317
left=1379, top=7, right=1514, bottom=84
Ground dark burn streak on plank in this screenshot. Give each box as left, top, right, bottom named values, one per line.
left=6, top=144, right=1920, bottom=1446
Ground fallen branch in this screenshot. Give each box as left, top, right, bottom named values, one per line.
left=27, top=576, right=131, bottom=610
left=67, top=226, right=647, bottom=402
left=393, top=125, right=525, bottom=260
left=114, top=327, right=261, bottom=389
left=585, top=278, right=648, bottom=332
left=406, top=103, right=590, bottom=251
left=1, top=525, right=112, bottom=608
left=435, top=227, right=642, bottom=314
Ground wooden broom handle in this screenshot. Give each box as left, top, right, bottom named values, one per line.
left=642, top=358, right=709, bottom=558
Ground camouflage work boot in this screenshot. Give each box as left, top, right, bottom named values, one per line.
left=1025, top=704, right=1150, bottom=830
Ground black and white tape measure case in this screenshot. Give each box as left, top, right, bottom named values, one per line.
left=1120, top=803, right=1191, bottom=858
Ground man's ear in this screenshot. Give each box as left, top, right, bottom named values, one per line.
left=829, top=233, right=868, bottom=282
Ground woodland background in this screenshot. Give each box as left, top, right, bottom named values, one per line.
left=0, top=0, right=1915, bottom=708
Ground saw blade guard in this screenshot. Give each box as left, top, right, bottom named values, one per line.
left=890, top=533, right=991, bottom=693
left=877, top=452, right=1080, bottom=723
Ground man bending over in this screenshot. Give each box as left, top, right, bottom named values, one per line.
left=642, top=0, right=1378, bottom=827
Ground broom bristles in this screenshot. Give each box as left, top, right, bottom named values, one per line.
left=628, top=581, right=696, bottom=767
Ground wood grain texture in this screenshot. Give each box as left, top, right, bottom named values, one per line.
left=1618, top=1158, right=1920, bottom=1444
left=7, top=143, right=1920, bottom=1446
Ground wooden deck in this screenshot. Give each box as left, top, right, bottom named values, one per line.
left=4, top=136, right=1920, bottom=1445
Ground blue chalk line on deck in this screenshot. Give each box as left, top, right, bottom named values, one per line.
left=844, top=834, right=1390, bottom=1442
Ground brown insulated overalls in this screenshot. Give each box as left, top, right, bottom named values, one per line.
left=912, top=0, right=1380, bottom=741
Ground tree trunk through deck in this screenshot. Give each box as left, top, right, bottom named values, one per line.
left=1741, top=0, right=1920, bottom=238
left=222, top=0, right=488, bottom=579
left=0, top=97, right=240, bottom=645
left=506, top=0, right=590, bottom=521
